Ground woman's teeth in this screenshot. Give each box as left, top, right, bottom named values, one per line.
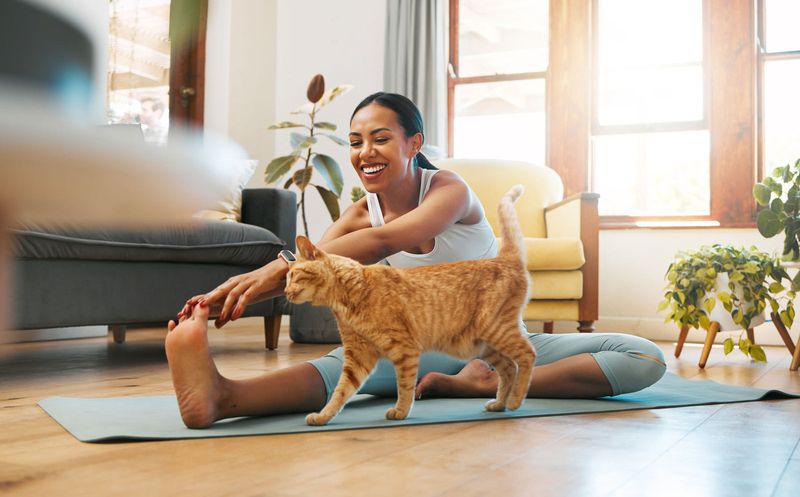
left=362, top=164, right=387, bottom=174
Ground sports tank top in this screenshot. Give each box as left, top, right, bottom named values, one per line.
left=365, top=168, right=498, bottom=268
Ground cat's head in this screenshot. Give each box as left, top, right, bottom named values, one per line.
left=284, top=236, right=337, bottom=305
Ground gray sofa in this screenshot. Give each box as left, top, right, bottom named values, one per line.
left=9, top=188, right=296, bottom=349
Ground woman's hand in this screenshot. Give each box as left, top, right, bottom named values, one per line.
left=178, top=260, right=288, bottom=328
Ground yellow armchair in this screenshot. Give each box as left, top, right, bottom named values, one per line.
left=435, top=159, right=599, bottom=333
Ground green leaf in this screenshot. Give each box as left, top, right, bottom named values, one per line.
left=769, top=282, right=785, bottom=293
left=265, top=155, right=300, bottom=184
left=283, top=176, right=294, bottom=189
left=292, top=167, right=313, bottom=191
left=657, top=300, right=669, bottom=313
left=313, top=122, right=337, bottom=131
left=703, top=298, right=716, bottom=313
left=290, top=102, right=315, bottom=115
left=314, top=185, right=341, bottom=222
left=770, top=197, right=785, bottom=214
left=269, top=121, right=306, bottom=130
left=739, top=337, right=751, bottom=354
left=311, top=154, right=344, bottom=196
left=699, top=314, right=711, bottom=330
left=723, top=337, right=734, bottom=355
left=749, top=345, right=767, bottom=362
left=780, top=310, right=792, bottom=327
left=291, top=132, right=317, bottom=151
left=753, top=183, right=772, bottom=206
left=318, top=132, right=349, bottom=146
left=718, top=291, right=732, bottom=305
left=757, top=208, right=783, bottom=238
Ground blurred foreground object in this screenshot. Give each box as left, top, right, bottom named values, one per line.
left=0, top=1, right=230, bottom=336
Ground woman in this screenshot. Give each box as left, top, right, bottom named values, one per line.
left=166, top=92, right=666, bottom=429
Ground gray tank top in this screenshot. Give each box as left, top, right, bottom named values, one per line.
left=365, top=169, right=498, bottom=268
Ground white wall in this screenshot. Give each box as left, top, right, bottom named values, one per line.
left=205, top=0, right=278, bottom=181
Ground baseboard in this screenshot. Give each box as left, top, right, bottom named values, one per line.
left=525, top=317, right=799, bottom=347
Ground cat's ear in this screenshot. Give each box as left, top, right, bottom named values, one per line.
left=296, top=235, right=320, bottom=260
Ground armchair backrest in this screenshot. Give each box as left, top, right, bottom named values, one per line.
left=435, top=158, right=564, bottom=238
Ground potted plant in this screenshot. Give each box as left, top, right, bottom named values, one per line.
left=265, top=74, right=353, bottom=237
left=754, top=158, right=800, bottom=262
left=658, top=244, right=797, bottom=362
left=264, top=74, right=353, bottom=344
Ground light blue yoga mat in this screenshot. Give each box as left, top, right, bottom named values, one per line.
left=38, top=373, right=798, bottom=443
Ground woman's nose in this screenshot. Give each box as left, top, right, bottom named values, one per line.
left=359, top=142, right=375, bottom=160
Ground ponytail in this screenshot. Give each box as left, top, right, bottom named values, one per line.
left=415, top=152, right=438, bottom=170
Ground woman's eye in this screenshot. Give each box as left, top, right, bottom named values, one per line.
left=350, top=141, right=362, bottom=147
left=375, top=137, right=388, bottom=144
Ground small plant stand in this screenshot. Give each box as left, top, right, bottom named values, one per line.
left=674, top=314, right=797, bottom=369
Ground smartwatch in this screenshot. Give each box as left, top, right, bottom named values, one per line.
left=277, top=249, right=297, bottom=267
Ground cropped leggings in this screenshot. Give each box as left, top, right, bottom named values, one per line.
left=308, top=332, right=667, bottom=401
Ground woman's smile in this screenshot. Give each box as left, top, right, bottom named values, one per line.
left=361, top=162, right=388, bottom=178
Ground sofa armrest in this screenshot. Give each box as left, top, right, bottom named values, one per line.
left=241, top=188, right=297, bottom=251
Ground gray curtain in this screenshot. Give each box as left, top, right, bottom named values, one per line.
left=384, top=0, right=446, bottom=157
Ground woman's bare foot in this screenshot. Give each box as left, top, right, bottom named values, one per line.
left=165, top=304, right=227, bottom=428
left=415, top=359, right=499, bottom=399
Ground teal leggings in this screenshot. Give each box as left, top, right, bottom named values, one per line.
left=308, top=332, right=667, bottom=400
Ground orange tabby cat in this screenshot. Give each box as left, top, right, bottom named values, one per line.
left=285, top=185, right=535, bottom=426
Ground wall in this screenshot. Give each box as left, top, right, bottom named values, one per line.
left=205, top=0, right=278, bottom=181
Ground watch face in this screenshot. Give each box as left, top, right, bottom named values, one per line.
left=281, top=250, right=297, bottom=262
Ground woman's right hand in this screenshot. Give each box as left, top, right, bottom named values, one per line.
left=177, top=260, right=288, bottom=328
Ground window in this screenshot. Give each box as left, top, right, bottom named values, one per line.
left=449, top=1, right=760, bottom=228
left=447, top=0, right=548, bottom=163
left=591, top=0, right=709, bottom=218
left=759, top=0, right=800, bottom=178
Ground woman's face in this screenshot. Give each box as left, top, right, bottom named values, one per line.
left=349, top=103, right=422, bottom=193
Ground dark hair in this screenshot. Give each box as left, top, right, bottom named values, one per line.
left=351, top=92, right=437, bottom=170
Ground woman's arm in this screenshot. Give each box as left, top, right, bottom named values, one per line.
left=183, top=171, right=477, bottom=327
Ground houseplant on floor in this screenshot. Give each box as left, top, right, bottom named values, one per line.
left=265, top=74, right=352, bottom=344
left=659, top=244, right=797, bottom=367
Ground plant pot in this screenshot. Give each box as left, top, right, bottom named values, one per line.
left=708, top=273, right=766, bottom=331
left=288, top=302, right=341, bottom=344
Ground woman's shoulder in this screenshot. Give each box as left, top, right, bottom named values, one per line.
left=428, top=168, right=470, bottom=191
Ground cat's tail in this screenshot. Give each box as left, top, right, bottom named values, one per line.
left=498, top=185, right=526, bottom=266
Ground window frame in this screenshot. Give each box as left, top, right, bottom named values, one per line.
left=446, top=0, right=548, bottom=157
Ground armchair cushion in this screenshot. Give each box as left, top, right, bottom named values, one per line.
left=499, top=237, right=584, bottom=270
left=529, top=270, right=583, bottom=299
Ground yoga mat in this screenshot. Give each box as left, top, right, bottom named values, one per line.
left=38, top=373, right=798, bottom=443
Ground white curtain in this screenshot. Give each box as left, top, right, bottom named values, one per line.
left=384, top=0, right=446, bottom=156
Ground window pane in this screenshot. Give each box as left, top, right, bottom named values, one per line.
left=453, top=79, right=545, bottom=164
left=596, top=0, right=704, bottom=126
left=763, top=58, right=800, bottom=176
left=592, top=131, right=710, bottom=216
left=457, top=0, right=548, bottom=77
left=107, top=0, right=171, bottom=145
left=765, top=0, right=800, bottom=52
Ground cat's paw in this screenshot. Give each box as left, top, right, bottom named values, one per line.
left=505, top=396, right=524, bottom=411
left=484, top=399, right=507, bottom=412
left=385, top=407, right=410, bottom=420
left=305, top=412, right=332, bottom=426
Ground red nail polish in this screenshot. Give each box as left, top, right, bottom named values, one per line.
left=200, top=301, right=207, bottom=308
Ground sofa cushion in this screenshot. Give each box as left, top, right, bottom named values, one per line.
left=529, top=270, right=583, bottom=299
left=12, top=219, right=285, bottom=266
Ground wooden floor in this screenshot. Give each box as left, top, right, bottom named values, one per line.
left=1, top=320, right=799, bottom=497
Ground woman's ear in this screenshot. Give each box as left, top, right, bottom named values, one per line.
left=411, top=132, right=423, bottom=155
